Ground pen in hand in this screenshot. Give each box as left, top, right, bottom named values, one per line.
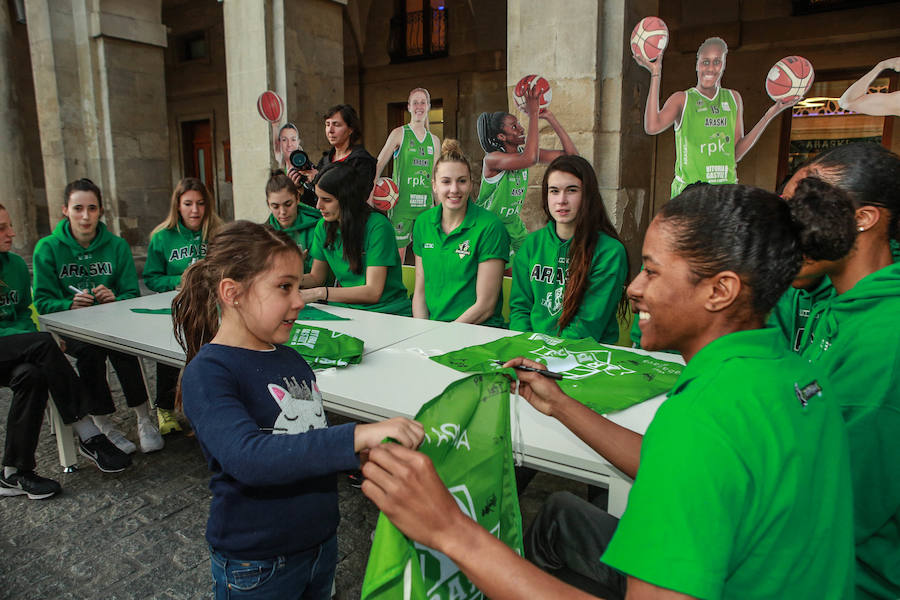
left=494, top=360, right=564, bottom=380
left=68, top=285, right=86, bottom=295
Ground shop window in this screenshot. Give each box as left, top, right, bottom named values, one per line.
left=777, top=74, right=896, bottom=185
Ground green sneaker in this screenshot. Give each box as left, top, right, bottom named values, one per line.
left=157, top=408, right=183, bottom=435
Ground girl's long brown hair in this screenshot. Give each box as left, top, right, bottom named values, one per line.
left=541, top=155, right=628, bottom=332
left=171, top=221, right=302, bottom=408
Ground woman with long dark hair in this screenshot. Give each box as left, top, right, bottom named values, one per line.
left=301, top=163, right=411, bottom=315
left=509, top=155, right=627, bottom=343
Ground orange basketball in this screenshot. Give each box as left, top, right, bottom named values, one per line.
left=766, top=56, right=814, bottom=103
left=631, top=17, right=669, bottom=63
left=372, top=177, right=400, bottom=212
left=257, top=91, right=285, bottom=123
left=513, top=74, right=552, bottom=112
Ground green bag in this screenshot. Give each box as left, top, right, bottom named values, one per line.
left=431, top=332, right=682, bottom=414
left=285, top=323, right=363, bottom=369
left=361, top=373, right=523, bottom=600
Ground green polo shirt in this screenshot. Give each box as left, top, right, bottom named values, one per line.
left=310, top=212, right=411, bottom=316
left=602, top=328, right=855, bottom=599
left=412, top=200, right=509, bottom=327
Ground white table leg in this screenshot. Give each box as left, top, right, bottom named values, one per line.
left=606, top=474, right=633, bottom=518
left=48, top=399, right=78, bottom=472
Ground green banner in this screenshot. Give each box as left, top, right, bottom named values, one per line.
left=361, top=373, right=523, bottom=600
left=431, top=332, right=682, bottom=414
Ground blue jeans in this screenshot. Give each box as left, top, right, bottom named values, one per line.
left=209, top=535, right=336, bottom=600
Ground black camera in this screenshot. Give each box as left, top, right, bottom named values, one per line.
left=289, top=149, right=313, bottom=171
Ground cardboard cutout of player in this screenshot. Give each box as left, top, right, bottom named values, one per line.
left=373, top=88, right=441, bottom=261
left=635, top=36, right=798, bottom=197
left=476, top=84, right=577, bottom=259
left=839, top=57, right=900, bottom=116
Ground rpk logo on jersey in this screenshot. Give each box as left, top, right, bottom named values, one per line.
left=455, top=240, right=471, bottom=259
left=413, top=484, right=500, bottom=600
left=699, top=131, right=731, bottom=156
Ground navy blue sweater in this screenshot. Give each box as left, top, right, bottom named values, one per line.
left=182, top=343, right=358, bottom=559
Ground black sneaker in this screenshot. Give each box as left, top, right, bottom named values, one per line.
left=0, top=471, right=62, bottom=500
left=79, top=434, right=132, bottom=473
left=347, top=470, right=365, bottom=488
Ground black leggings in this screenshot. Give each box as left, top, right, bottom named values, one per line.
left=62, top=337, right=148, bottom=415
left=0, top=332, right=93, bottom=470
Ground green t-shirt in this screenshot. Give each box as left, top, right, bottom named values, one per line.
left=0, top=251, right=37, bottom=336
left=310, top=212, right=412, bottom=316
left=476, top=165, right=529, bottom=258
left=672, top=87, right=738, bottom=197
left=603, top=328, right=855, bottom=599
left=412, top=200, right=509, bottom=327
left=143, top=223, right=207, bottom=292
left=32, top=220, right=140, bottom=315
left=267, top=204, right=322, bottom=274
left=389, top=125, right=438, bottom=247
left=510, top=222, right=627, bottom=344
left=800, top=262, right=900, bottom=600
left=767, top=276, right=835, bottom=352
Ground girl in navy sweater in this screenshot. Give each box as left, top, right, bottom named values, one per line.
left=173, top=220, right=422, bottom=599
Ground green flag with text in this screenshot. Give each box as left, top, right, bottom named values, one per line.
left=430, top=332, right=682, bottom=414
left=361, top=373, right=523, bottom=600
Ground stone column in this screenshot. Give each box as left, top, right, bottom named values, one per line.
left=223, top=0, right=345, bottom=222
left=506, top=0, right=657, bottom=270
left=26, top=0, right=170, bottom=247
left=0, top=0, right=36, bottom=250
left=281, top=0, right=345, bottom=164
left=223, top=0, right=273, bottom=222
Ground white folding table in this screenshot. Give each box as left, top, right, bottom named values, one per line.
left=38, top=294, right=683, bottom=515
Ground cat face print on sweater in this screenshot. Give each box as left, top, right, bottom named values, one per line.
left=268, top=376, right=328, bottom=434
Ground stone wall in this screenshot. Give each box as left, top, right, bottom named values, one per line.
left=163, top=0, right=232, bottom=222
left=25, top=0, right=170, bottom=249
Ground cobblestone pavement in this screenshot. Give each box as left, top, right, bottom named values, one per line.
left=0, top=359, right=584, bottom=599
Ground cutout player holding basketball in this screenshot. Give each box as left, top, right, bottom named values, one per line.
left=373, top=88, right=441, bottom=261
left=632, top=21, right=803, bottom=197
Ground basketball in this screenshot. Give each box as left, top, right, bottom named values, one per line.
left=257, top=90, right=285, bottom=123
left=372, top=177, right=400, bottom=212
left=630, top=17, right=669, bottom=63
left=765, top=56, right=814, bottom=103
left=513, top=74, right=552, bottom=112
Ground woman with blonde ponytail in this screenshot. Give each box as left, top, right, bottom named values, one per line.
left=411, top=139, right=509, bottom=326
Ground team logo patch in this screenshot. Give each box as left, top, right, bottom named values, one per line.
left=722, top=101, right=731, bottom=111
left=541, top=287, right=564, bottom=317
left=455, top=240, right=471, bottom=259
